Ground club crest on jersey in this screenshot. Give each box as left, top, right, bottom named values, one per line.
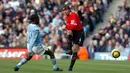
left=70, top=20, right=75, bottom=24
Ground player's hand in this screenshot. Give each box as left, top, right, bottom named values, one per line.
left=67, top=30, right=72, bottom=35
left=62, top=25, right=66, bottom=30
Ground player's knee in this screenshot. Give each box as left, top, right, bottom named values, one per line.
left=49, top=51, right=55, bottom=58
left=26, top=53, right=33, bottom=61
left=72, top=44, right=80, bottom=52
left=26, top=57, right=32, bottom=61
left=49, top=51, right=54, bottom=56
left=45, top=49, right=55, bottom=59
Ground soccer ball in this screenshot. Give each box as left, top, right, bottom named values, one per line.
left=111, top=49, right=120, bottom=58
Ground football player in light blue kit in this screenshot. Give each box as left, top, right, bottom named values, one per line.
left=14, top=14, right=63, bottom=71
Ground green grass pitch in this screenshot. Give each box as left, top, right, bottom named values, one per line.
left=0, top=60, right=129, bottom=73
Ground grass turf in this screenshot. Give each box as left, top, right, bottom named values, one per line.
left=0, top=60, right=129, bottom=73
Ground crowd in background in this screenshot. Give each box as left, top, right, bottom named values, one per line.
left=87, top=0, right=130, bottom=59
left=0, top=0, right=112, bottom=53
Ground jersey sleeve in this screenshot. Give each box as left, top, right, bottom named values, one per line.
left=66, top=13, right=78, bottom=30
left=28, top=30, right=39, bottom=53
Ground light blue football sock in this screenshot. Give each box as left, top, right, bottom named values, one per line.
left=16, top=58, right=27, bottom=68
left=51, top=59, right=57, bottom=69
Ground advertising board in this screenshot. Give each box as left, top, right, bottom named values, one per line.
left=0, top=48, right=42, bottom=60
left=94, top=52, right=129, bottom=60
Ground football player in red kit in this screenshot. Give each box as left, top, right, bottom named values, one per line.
left=62, top=5, right=84, bottom=71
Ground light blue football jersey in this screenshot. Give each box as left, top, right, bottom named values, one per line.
left=27, top=24, right=44, bottom=53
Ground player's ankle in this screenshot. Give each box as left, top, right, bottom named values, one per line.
left=16, top=63, right=22, bottom=68
left=53, top=65, right=57, bottom=69
left=68, top=67, right=73, bottom=71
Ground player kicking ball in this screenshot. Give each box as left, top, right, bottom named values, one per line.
left=14, top=14, right=63, bottom=71
left=61, top=5, right=84, bottom=71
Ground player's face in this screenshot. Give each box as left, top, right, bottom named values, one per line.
left=63, top=9, right=70, bottom=16
left=35, top=16, right=39, bottom=24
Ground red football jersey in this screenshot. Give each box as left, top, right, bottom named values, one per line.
left=65, top=12, right=83, bottom=30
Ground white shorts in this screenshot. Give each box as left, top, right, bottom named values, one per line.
left=27, top=44, right=49, bottom=56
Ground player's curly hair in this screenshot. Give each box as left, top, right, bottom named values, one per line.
left=30, top=14, right=39, bottom=24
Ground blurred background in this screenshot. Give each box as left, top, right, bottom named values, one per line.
left=0, top=0, right=130, bottom=60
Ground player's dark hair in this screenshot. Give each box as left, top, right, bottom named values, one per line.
left=61, top=5, right=70, bottom=11
left=30, top=14, right=39, bottom=24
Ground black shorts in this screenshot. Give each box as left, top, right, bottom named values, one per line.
left=72, top=30, right=84, bottom=46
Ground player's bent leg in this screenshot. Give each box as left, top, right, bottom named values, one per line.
left=44, top=49, right=63, bottom=71
left=66, top=35, right=73, bottom=55
left=68, top=44, right=80, bottom=71
left=14, top=53, right=33, bottom=71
